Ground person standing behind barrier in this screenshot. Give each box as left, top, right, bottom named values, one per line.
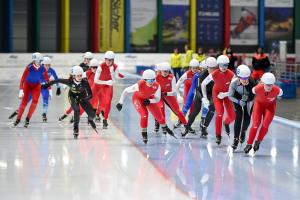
left=195, top=47, right=206, bottom=63
left=252, top=47, right=270, bottom=82
left=183, top=44, right=193, bottom=72
left=170, top=48, right=182, bottom=81
left=224, top=46, right=238, bottom=71
left=228, top=65, right=256, bottom=150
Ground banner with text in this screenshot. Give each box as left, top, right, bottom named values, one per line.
left=196, top=0, right=224, bottom=51
left=100, top=0, right=124, bottom=52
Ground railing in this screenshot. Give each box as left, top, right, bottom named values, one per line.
left=270, top=62, right=300, bottom=86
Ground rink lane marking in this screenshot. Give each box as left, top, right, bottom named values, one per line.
left=108, top=119, right=195, bottom=200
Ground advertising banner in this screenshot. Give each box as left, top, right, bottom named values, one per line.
left=100, top=0, right=124, bottom=52
left=196, top=0, right=224, bottom=50
left=230, top=0, right=258, bottom=45
left=161, top=0, right=189, bottom=52
left=130, top=0, right=157, bottom=52
left=265, top=0, right=294, bottom=42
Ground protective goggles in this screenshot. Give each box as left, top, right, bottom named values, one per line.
left=91, top=66, right=98, bottom=69
left=145, top=79, right=155, bottom=84
left=238, top=76, right=249, bottom=80
left=219, top=63, right=229, bottom=67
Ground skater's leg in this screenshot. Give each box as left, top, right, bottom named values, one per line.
left=132, top=95, right=149, bottom=129
left=257, top=107, right=275, bottom=142
left=26, top=83, right=41, bottom=119
left=16, top=83, right=32, bottom=120
left=103, top=85, right=113, bottom=120
left=214, top=98, right=224, bottom=136
left=223, top=97, right=236, bottom=125
left=233, top=103, right=243, bottom=139
left=70, top=98, right=80, bottom=131
left=247, top=103, right=263, bottom=145
left=41, top=88, right=49, bottom=115
left=186, top=94, right=202, bottom=127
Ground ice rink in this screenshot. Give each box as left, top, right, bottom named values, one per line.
left=1, top=73, right=300, bottom=200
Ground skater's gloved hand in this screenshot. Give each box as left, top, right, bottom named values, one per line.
left=241, top=95, right=248, bottom=101
left=63, top=84, right=68, bottom=90
left=202, top=106, right=209, bottom=117
left=143, top=99, right=151, bottom=106
left=238, top=100, right=246, bottom=107
left=116, top=103, right=123, bottom=111
left=75, top=96, right=80, bottom=103
left=217, top=92, right=227, bottom=99
left=201, top=97, right=209, bottom=108
left=41, top=83, right=50, bottom=89
left=49, top=89, right=53, bottom=99
left=56, top=87, right=61, bottom=96
left=18, top=89, right=24, bottom=98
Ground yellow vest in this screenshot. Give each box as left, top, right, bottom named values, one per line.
left=183, top=50, right=193, bottom=68
left=170, top=53, right=182, bottom=68
left=195, top=53, right=206, bottom=62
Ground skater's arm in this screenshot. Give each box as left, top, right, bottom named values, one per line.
left=175, top=72, right=187, bottom=93
left=183, top=74, right=199, bottom=112
left=41, top=66, right=50, bottom=83
left=19, top=67, right=30, bottom=89
left=118, top=83, right=138, bottom=104
left=82, top=80, right=93, bottom=101
left=228, top=78, right=239, bottom=104
left=278, top=89, right=283, bottom=97
left=50, top=68, right=60, bottom=88
left=166, top=77, right=177, bottom=96
left=94, top=67, right=113, bottom=85
left=114, top=67, right=125, bottom=79
left=48, top=78, right=72, bottom=87
left=149, top=86, right=161, bottom=104
left=201, top=74, right=213, bottom=99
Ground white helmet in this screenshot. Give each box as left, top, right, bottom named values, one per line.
left=261, top=72, right=276, bottom=85
left=217, top=55, right=230, bottom=65
left=142, top=69, right=156, bottom=80
left=83, top=52, right=93, bottom=59
left=206, top=57, right=218, bottom=68
left=42, top=56, right=51, bottom=65
left=89, top=58, right=99, bottom=67
left=189, top=59, right=199, bottom=68
left=32, top=52, right=43, bottom=64
left=200, top=60, right=207, bottom=69
left=158, top=62, right=171, bottom=71
left=70, top=66, right=75, bottom=75
left=236, top=64, right=251, bottom=78
left=104, top=51, right=115, bottom=59
left=72, top=66, right=84, bottom=76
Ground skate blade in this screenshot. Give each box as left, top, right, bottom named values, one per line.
left=169, top=133, right=177, bottom=139
left=93, top=128, right=98, bottom=134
